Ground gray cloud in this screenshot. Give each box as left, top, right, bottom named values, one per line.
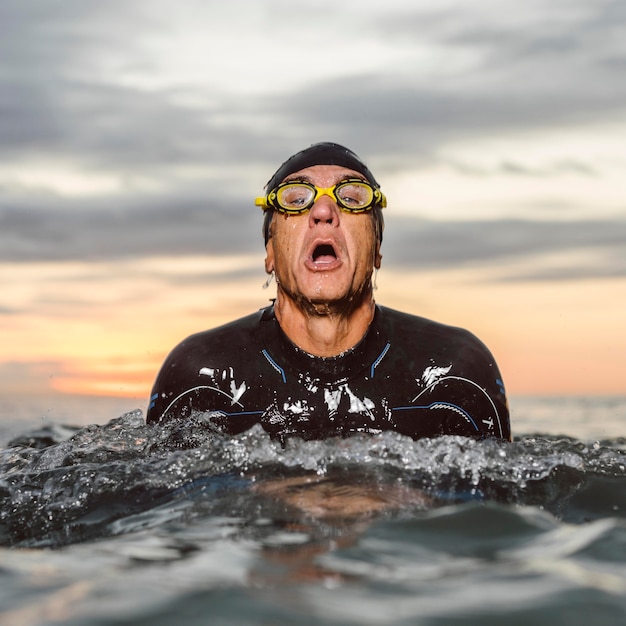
left=240, top=2, right=626, bottom=168
left=0, top=190, right=262, bottom=262
left=258, top=80, right=626, bottom=177
left=382, top=216, right=626, bottom=281
left=1, top=1, right=625, bottom=178
left=2, top=182, right=625, bottom=282
left=0, top=2, right=265, bottom=173
left=0, top=306, right=20, bottom=315
left=0, top=0, right=625, bottom=280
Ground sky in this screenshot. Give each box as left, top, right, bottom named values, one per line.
left=1, top=0, right=625, bottom=412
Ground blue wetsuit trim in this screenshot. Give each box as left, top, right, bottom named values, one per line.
left=213, top=410, right=265, bottom=418
left=262, top=349, right=286, bottom=383
left=370, top=342, right=391, bottom=378
left=393, top=402, right=479, bottom=431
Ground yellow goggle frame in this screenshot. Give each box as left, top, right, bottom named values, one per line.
left=255, top=178, right=387, bottom=215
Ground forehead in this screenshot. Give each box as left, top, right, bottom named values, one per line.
left=281, top=164, right=367, bottom=186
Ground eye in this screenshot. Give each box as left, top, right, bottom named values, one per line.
left=278, top=184, right=314, bottom=209
left=336, top=182, right=372, bottom=208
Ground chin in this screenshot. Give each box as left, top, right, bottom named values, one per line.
left=304, top=284, right=351, bottom=304
left=306, top=287, right=371, bottom=314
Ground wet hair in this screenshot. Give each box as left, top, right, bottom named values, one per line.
left=262, top=142, right=385, bottom=246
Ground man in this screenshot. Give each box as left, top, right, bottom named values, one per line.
left=146, top=142, right=510, bottom=442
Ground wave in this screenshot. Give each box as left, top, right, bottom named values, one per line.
left=1, top=411, right=625, bottom=549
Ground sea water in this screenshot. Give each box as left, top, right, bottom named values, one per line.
left=0, top=395, right=624, bottom=626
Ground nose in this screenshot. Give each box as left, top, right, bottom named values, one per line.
left=308, top=193, right=340, bottom=228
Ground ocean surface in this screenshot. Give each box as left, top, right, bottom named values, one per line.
left=0, top=394, right=624, bottom=626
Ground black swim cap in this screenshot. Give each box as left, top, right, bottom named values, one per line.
left=262, top=142, right=384, bottom=245
left=265, top=142, right=380, bottom=192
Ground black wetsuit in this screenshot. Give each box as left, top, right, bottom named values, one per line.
left=147, top=305, right=510, bottom=441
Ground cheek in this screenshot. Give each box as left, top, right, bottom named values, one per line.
left=273, top=219, right=304, bottom=266
left=350, top=221, right=377, bottom=261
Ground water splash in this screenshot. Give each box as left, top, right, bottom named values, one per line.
left=1, top=411, right=625, bottom=548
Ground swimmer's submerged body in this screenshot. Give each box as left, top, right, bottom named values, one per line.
left=147, top=304, right=510, bottom=442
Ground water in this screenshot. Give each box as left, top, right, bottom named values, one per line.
left=0, top=396, right=625, bottom=625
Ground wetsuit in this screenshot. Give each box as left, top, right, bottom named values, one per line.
left=147, top=305, right=510, bottom=441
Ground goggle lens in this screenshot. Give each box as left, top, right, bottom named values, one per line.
left=277, top=183, right=317, bottom=211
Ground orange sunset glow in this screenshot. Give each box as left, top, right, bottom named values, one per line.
left=3, top=256, right=625, bottom=407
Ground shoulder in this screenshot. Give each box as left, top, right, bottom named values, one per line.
left=376, top=304, right=499, bottom=369
left=147, top=306, right=272, bottom=424
left=377, top=305, right=481, bottom=346
left=161, top=306, right=269, bottom=365
left=377, top=305, right=509, bottom=440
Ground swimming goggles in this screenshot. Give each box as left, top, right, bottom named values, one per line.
left=255, top=178, right=387, bottom=215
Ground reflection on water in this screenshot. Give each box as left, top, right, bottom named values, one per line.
left=254, top=472, right=434, bottom=518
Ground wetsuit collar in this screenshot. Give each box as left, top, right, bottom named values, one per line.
left=259, top=305, right=390, bottom=383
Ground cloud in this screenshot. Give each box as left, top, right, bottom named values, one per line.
left=1, top=1, right=625, bottom=179
left=0, top=189, right=263, bottom=262
left=439, top=158, right=600, bottom=179
left=259, top=81, right=626, bottom=177
left=0, top=0, right=625, bottom=278
left=382, top=217, right=626, bottom=281
left=0, top=2, right=268, bottom=175
left=0, top=360, right=66, bottom=395
left=237, top=2, right=625, bottom=167
left=0, top=306, right=21, bottom=316
left=2, top=180, right=625, bottom=282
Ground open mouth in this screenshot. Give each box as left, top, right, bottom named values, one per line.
left=312, top=244, right=337, bottom=263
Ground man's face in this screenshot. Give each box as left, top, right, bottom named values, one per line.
left=265, top=164, right=381, bottom=311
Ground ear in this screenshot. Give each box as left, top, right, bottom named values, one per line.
left=265, top=238, right=275, bottom=274
left=374, top=242, right=382, bottom=270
